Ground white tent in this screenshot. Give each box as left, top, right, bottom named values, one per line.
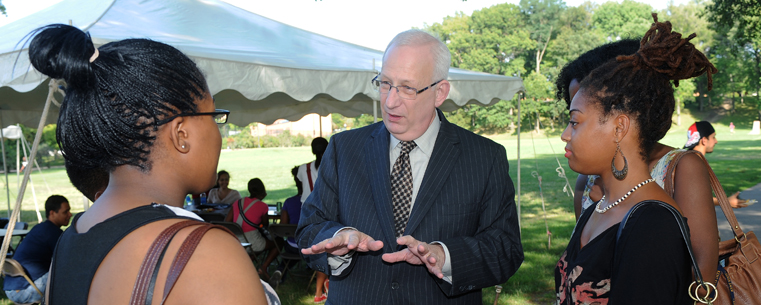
left=0, top=0, right=525, bottom=127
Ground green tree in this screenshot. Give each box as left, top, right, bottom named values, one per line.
left=427, top=3, right=534, bottom=76
left=592, top=0, right=654, bottom=41
left=707, top=0, right=761, bottom=119
left=545, top=5, right=605, bottom=73
left=706, top=0, right=761, bottom=42
left=520, top=0, right=566, bottom=73
left=0, top=0, right=6, bottom=16
left=673, top=78, right=697, bottom=126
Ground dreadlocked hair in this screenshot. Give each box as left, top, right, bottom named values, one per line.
left=579, top=13, right=718, bottom=161
left=555, top=39, right=641, bottom=108
left=28, top=24, right=208, bottom=172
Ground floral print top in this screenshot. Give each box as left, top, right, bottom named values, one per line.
left=555, top=201, right=693, bottom=305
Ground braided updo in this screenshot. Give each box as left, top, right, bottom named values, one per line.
left=28, top=24, right=208, bottom=172
left=579, top=14, right=717, bottom=160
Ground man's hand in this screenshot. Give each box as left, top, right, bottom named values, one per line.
left=729, top=191, right=749, bottom=208
left=301, top=229, right=384, bottom=256
left=381, top=236, right=446, bottom=279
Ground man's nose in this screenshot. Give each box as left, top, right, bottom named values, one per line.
left=384, top=87, right=402, bottom=108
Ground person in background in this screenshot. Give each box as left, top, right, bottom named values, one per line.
left=729, top=122, right=735, bottom=134
left=208, top=170, right=242, bottom=204
left=557, top=38, right=720, bottom=284
left=3, top=195, right=71, bottom=304
left=296, top=137, right=328, bottom=204
left=297, top=29, right=523, bottom=305
left=29, top=24, right=266, bottom=304
left=225, top=178, right=280, bottom=281
left=685, top=121, right=750, bottom=208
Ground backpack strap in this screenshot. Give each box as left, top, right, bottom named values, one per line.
left=237, top=198, right=262, bottom=229
left=306, top=162, right=314, bottom=192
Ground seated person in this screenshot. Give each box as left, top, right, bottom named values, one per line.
left=3, top=195, right=71, bottom=304
left=208, top=170, right=242, bottom=204
left=225, top=178, right=279, bottom=279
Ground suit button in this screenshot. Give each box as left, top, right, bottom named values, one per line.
left=391, top=282, right=399, bottom=290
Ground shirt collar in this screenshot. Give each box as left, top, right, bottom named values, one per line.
left=389, top=110, right=440, bottom=157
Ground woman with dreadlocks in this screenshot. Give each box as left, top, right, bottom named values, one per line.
left=556, top=35, right=721, bottom=289
left=27, top=24, right=268, bottom=304
left=555, top=15, right=717, bottom=304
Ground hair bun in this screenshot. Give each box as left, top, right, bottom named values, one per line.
left=28, top=24, right=97, bottom=90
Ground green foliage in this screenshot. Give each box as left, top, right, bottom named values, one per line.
left=352, top=114, right=377, bottom=129
left=0, top=0, right=5, bottom=16
left=592, top=0, right=654, bottom=40
left=427, top=4, right=533, bottom=76
left=706, top=0, right=761, bottom=42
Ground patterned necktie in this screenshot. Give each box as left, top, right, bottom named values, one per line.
left=391, top=141, right=417, bottom=237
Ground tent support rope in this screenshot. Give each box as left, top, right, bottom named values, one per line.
left=0, top=79, right=57, bottom=269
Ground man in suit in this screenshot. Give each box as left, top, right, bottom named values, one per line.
left=297, top=29, right=523, bottom=304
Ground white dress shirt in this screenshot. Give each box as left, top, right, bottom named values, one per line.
left=330, top=110, right=453, bottom=283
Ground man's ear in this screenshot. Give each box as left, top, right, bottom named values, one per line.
left=434, top=80, right=450, bottom=108
left=699, top=137, right=708, bottom=147
left=168, top=117, right=190, bottom=153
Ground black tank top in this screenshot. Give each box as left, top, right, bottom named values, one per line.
left=48, top=204, right=200, bottom=304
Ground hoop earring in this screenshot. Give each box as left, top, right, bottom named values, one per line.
left=611, top=141, right=628, bottom=180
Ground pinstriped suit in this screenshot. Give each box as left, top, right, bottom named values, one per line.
left=297, top=110, right=523, bottom=305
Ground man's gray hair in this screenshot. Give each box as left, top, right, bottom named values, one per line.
left=383, top=29, right=451, bottom=83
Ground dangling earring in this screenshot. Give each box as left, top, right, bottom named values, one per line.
left=611, top=140, right=628, bottom=180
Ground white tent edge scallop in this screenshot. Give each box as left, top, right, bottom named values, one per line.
left=0, top=0, right=524, bottom=126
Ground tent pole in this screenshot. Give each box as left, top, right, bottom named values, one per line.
left=0, top=113, right=9, bottom=218
left=19, top=138, right=42, bottom=223
left=517, top=92, right=521, bottom=234
left=373, top=100, right=378, bottom=123
left=0, top=79, right=57, bottom=267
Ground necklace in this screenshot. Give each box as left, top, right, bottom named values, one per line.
left=595, top=178, right=655, bottom=214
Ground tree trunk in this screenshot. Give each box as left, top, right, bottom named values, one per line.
left=676, top=98, right=681, bottom=126
left=535, top=26, right=553, bottom=74
left=699, top=95, right=704, bottom=111
left=535, top=111, right=540, bottom=133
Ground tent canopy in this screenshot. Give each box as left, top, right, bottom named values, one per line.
left=0, top=0, right=525, bottom=126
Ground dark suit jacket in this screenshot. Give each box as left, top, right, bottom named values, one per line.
left=297, top=110, right=523, bottom=305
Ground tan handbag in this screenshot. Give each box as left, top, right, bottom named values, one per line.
left=665, top=150, right=761, bottom=305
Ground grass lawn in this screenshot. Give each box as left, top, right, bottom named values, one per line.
left=0, top=105, right=759, bottom=304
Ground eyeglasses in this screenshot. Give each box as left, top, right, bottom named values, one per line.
left=371, top=74, right=443, bottom=100
left=156, top=109, right=230, bottom=125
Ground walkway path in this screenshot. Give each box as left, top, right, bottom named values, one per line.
left=716, top=182, right=761, bottom=240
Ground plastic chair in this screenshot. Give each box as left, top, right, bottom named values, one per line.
left=4, top=222, right=28, bottom=230
left=209, top=221, right=265, bottom=264
left=268, top=224, right=314, bottom=289
left=2, top=258, right=43, bottom=305
left=3, top=222, right=29, bottom=257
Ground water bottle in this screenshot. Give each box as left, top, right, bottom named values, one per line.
left=184, top=195, right=193, bottom=208
left=200, top=193, right=207, bottom=205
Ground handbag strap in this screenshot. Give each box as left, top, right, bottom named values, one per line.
left=663, top=150, right=745, bottom=239
left=616, top=201, right=707, bottom=294
left=130, top=220, right=236, bottom=305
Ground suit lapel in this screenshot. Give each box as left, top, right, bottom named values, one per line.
left=365, top=123, right=396, bottom=249
left=404, top=111, right=461, bottom=236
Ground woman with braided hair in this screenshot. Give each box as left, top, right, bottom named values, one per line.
left=555, top=14, right=717, bottom=304
left=27, top=24, right=268, bottom=304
